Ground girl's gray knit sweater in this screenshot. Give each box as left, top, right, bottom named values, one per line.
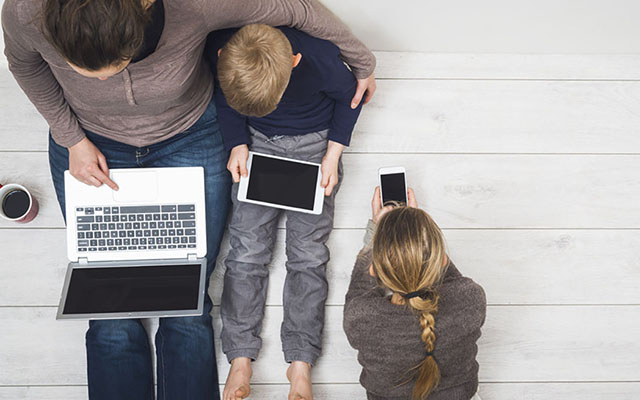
left=343, top=220, right=486, bottom=400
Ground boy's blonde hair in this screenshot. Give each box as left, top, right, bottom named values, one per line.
left=217, top=24, right=293, bottom=117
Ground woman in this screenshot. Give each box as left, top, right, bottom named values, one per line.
left=344, top=188, right=486, bottom=400
left=1, top=0, right=376, bottom=399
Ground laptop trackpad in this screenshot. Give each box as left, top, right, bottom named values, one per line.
left=112, top=170, right=158, bottom=202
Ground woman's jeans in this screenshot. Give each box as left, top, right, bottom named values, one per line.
left=48, top=99, right=231, bottom=400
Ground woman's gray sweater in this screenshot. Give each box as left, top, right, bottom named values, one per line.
left=343, top=221, right=486, bottom=400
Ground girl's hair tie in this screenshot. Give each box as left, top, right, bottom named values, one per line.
left=402, top=291, right=424, bottom=299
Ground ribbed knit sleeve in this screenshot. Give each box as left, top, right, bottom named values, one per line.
left=2, top=0, right=86, bottom=147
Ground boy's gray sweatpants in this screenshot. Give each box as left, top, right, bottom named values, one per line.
left=220, top=127, right=342, bottom=366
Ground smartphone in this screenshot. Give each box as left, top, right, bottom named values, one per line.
left=378, top=167, right=407, bottom=206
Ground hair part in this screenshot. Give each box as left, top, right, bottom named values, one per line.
left=42, top=0, right=151, bottom=71
left=217, top=24, right=293, bottom=117
left=371, top=207, right=448, bottom=399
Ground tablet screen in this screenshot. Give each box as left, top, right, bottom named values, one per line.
left=247, top=154, right=319, bottom=211
left=63, top=265, right=200, bottom=314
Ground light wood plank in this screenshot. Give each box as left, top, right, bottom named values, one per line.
left=0, top=69, right=49, bottom=151
left=0, top=386, right=89, bottom=400
left=4, top=229, right=640, bottom=307
left=374, top=53, right=640, bottom=80
left=0, top=153, right=64, bottom=228
left=338, top=154, right=640, bottom=229
left=478, top=382, right=640, bottom=400
left=4, top=383, right=640, bottom=400
left=3, top=153, right=640, bottom=229
left=352, top=80, right=640, bottom=154
left=321, top=0, right=640, bottom=54
left=0, top=384, right=367, bottom=400
left=5, top=71, right=640, bottom=154
left=478, top=306, right=640, bottom=382
left=2, top=306, right=640, bottom=385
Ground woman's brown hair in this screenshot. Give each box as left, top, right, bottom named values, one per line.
left=42, top=0, right=151, bottom=70
left=371, top=206, right=449, bottom=399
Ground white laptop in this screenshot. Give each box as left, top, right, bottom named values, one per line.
left=57, top=167, right=208, bottom=320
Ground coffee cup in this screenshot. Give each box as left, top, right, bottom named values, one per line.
left=0, top=183, right=39, bottom=223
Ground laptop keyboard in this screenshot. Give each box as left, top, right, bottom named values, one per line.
left=74, top=205, right=197, bottom=253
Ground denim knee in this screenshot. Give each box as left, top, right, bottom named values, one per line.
left=86, top=319, right=147, bottom=349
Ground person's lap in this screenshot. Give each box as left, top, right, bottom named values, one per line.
left=221, top=128, right=340, bottom=366
left=48, top=99, right=231, bottom=400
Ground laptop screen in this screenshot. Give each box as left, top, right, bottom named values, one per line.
left=63, top=264, right=201, bottom=314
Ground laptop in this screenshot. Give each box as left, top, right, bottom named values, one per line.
left=56, top=167, right=208, bottom=320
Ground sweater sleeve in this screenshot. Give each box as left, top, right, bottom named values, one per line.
left=315, top=54, right=362, bottom=146
left=2, top=0, right=86, bottom=148
left=213, top=86, right=251, bottom=151
left=344, top=220, right=378, bottom=306
left=201, top=0, right=375, bottom=79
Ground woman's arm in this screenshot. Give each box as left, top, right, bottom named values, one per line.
left=2, top=1, right=117, bottom=189
left=2, top=0, right=85, bottom=148
left=201, top=0, right=376, bottom=104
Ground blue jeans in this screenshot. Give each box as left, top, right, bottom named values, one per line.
left=48, top=99, right=231, bottom=400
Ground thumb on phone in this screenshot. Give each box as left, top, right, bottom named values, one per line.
left=407, top=188, right=418, bottom=208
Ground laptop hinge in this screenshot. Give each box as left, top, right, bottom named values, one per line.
left=78, top=257, right=89, bottom=265
left=188, top=253, right=197, bottom=261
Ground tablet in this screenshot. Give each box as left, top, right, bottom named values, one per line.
left=238, top=152, right=324, bottom=215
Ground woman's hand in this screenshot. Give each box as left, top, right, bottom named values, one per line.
left=371, top=186, right=417, bottom=223
left=68, top=137, right=118, bottom=190
left=351, top=73, right=376, bottom=109
left=227, top=144, right=249, bottom=183
left=321, top=141, right=344, bottom=196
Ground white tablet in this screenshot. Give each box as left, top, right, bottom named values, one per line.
left=238, top=152, right=324, bottom=215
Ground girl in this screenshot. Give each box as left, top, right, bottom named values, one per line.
left=344, top=188, right=486, bottom=399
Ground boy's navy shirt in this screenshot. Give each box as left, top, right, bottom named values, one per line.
left=206, top=27, right=363, bottom=151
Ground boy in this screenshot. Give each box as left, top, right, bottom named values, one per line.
left=207, top=24, right=365, bottom=400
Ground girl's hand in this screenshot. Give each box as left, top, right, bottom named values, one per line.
left=227, top=144, right=249, bottom=183
left=68, top=137, right=118, bottom=190
left=371, top=187, right=418, bottom=223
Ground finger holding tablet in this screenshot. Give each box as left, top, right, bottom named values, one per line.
left=228, top=144, right=250, bottom=183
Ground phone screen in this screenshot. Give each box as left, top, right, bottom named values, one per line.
left=381, top=173, right=407, bottom=205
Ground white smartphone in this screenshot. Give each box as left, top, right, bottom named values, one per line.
left=378, top=167, right=407, bottom=206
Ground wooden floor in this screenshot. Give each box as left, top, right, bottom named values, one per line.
left=2, top=52, right=640, bottom=399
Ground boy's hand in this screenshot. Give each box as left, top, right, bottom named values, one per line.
left=321, top=141, right=344, bottom=196
left=227, top=144, right=249, bottom=183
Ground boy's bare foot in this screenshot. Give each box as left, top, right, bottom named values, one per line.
left=223, top=357, right=252, bottom=400
left=286, top=361, right=313, bottom=400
